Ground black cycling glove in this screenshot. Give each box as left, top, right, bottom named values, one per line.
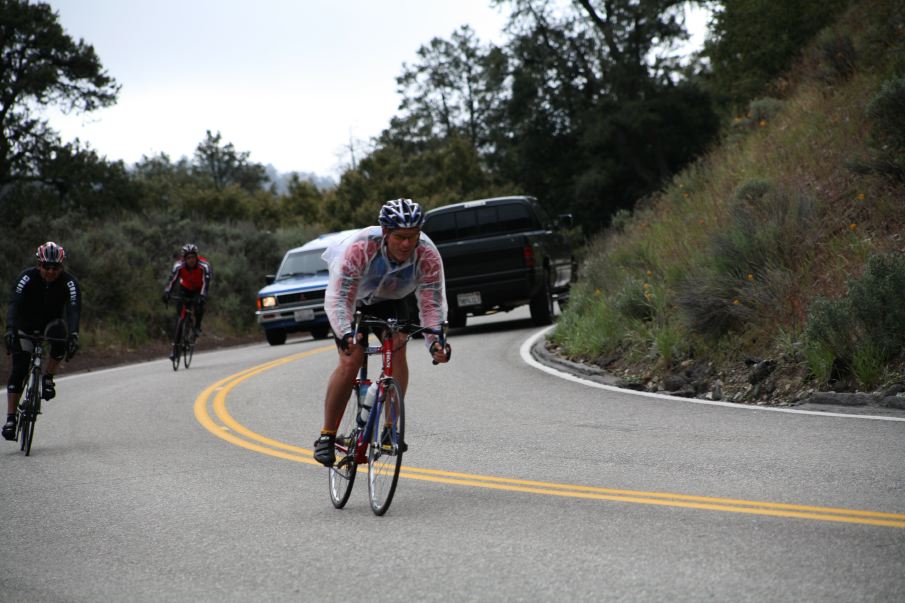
left=4, top=330, right=19, bottom=354
left=339, top=331, right=355, bottom=353
left=66, top=332, right=80, bottom=359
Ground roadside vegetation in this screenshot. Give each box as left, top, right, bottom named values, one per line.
left=551, top=0, right=905, bottom=402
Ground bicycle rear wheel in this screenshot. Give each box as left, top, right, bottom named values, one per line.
left=171, top=318, right=184, bottom=371
left=329, top=385, right=360, bottom=508
left=368, top=378, right=405, bottom=516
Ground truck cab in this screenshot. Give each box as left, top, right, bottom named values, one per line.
left=255, top=230, right=355, bottom=345
left=422, top=196, right=574, bottom=328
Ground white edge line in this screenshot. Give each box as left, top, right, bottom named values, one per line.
left=521, top=326, right=905, bottom=423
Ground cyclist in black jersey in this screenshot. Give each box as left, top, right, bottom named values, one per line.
left=3, top=242, right=81, bottom=441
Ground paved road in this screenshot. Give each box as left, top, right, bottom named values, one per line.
left=2, top=307, right=904, bottom=602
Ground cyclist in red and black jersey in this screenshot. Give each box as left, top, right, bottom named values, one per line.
left=4, top=242, right=81, bottom=441
left=163, top=244, right=212, bottom=346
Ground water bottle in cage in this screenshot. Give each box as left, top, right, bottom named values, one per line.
left=358, top=381, right=376, bottom=426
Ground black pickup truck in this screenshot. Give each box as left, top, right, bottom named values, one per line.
left=422, top=195, right=576, bottom=328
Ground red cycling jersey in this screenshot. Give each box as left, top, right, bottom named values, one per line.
left=164, top=255, right=212, bottom=296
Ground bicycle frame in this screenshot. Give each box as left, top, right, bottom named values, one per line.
left=350, top=332, right=395, bottom=464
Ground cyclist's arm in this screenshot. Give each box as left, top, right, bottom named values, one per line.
left=6, top=270, right=31, bottom=333
left=163, top=262, right=181, bottom=294
left=63, top=273, right=82, bottom=335
left=324, top=239, right=370, bottom=338
left=199, top=258, right=212, bottom=296
left=414, top=241, right=447, bottom=350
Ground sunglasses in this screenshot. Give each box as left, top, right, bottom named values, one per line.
left=40, top=263, right=62, bottom=270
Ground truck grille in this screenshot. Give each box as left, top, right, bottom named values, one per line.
left=276, top=290, right=326, bottom=305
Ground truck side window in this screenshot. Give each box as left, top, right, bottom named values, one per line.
left=424, top=212, right=456, bottom=243
left=456, top=209, right=479, bottom=239
left=497, top=204, right=533, bottom=233
left=476, top=206, right=497, bottom=236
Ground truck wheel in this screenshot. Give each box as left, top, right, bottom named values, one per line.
left=529, top=271, right=554, bottom=326
left=448, top=308, right=467, bottom=329
left=310, top=325, right=330, bottom=340
left=265, top=329, right=287, bottom=345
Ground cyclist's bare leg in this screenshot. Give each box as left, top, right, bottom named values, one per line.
left=45, top=357, right=60, bottom=378
left=391, top=332, right=409, bottom=395
left=322, top=344, right=364, bottom=431
left=7, top=392, right=23, bottom=415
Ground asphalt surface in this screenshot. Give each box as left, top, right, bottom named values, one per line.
left=1, top=307, right=904, bottom=602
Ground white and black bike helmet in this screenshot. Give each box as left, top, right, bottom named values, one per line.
left=378, top=198, right=424, bottom=229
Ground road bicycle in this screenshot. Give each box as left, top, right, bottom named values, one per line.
left=15, top=333, right=68, bottom=456
left=329, top=311, right=449, bottom=516
left=169, top=297, right=199, bottom=371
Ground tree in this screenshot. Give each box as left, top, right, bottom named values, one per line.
left=282, top=174, right=323, bottom=224
left=702, top=0, right=849, bottom=109
left=193, top=130, right=267, bottom=193
left=395, top=25, right=509, bottom=153
left=0, top=0, right=119, bottom=188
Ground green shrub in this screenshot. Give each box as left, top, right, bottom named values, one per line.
left=803, top=340, right=835, bottom=386
left=867, top=75, right=905, bottom=152
left=652, top=320, right=685, bottom=367
left=847, top=253, right=905, bottom=357
left=747, top=98, right=785, bottom=123
left=733, top=179, right=772, bottom=203
left=677, top=187, right=815, bottom=338
left=550, top=286, right=626, bottom=358
left=613, top=277, right=654, bottom=321
left=804, top=297, right=854, bottom=363
left=609, top=209, right=632, bottom=232
left=816, top=31, right=857, bottom=82
left=804, top=253, right=905, bottom=385
left=851, top=341, right=885, bottom=391
left=854, top=75, right=905, bottom=181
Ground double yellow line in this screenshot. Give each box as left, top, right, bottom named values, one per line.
left=194, top=349, right=905, bottom=529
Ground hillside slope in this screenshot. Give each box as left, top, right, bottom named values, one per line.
left=550, top=0, right=905, bottom=406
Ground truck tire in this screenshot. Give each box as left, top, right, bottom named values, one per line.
left=265, top=329, right=287, bottom=346
left=448, top=308, right=467, bottom=329
left=529, top=271, right=554, bottom=326
left=310, top=325, right=330, bottom=340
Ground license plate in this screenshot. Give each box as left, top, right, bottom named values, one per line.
left=457, top=292, right=482, bottom=307
left=293, top=308, right=315, bottom=322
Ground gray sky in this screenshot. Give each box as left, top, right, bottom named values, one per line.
left=44, top=1, right=509, bottom=177
left=44, top=1, right=706, bottom=179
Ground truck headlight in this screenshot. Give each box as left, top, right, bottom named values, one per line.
left=260, top=296, right=277, bottom=308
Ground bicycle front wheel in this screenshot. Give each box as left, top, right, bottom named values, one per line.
left=171, top=318, right=184, bottom=371
left=329, top=385, right=360, bottom=508
left=183, top=319, right=194, bottom=369
left=18, top=372, right=39, bottom=456
left=368, top=378, right=405, bottom=516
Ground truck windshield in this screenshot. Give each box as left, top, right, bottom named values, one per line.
left=276, top=249, right=328, bottom=279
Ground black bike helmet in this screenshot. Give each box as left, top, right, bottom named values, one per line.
left=378, top=198, right=424, bottom=229
left=36, top=241, right=65, bottom=264
left=182, top=243, right=199, bottom=257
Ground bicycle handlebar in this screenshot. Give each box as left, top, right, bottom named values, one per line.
left=16, top=333, right=69, bottom=344
left=351, top=311, right=450, bottom=364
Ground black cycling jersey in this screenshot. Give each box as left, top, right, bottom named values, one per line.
left=6, top=267, right=81, bottom=335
